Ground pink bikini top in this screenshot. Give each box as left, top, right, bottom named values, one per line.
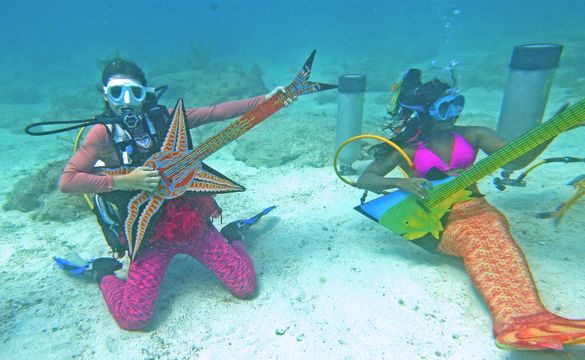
left=413, top=132, right=477, bottom=178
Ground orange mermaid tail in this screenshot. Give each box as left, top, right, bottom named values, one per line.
left=494, top=312, right=585, bottom=350
left=438, top=198, right=585, bottom=351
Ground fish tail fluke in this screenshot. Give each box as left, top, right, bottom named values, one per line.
left=496, top=314, right=585, bottom=351
left=299, top=49, right=316, bottom=80
left=309, top=81, right=338, bottom=92
left=285, top=50, right=337, bottom=97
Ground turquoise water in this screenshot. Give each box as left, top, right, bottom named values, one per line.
left=1, top=1, right=584, bottom=358
left=2, top=0, right=584, bottom=93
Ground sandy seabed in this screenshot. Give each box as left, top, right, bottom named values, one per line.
left=1, top=86, right=584, bottom=360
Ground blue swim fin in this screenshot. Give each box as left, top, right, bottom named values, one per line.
left=54, top=254, right=123, bottom=283
left=240, top=205, right=276, bottom=227
left=220, top=206, right=276, bottom=242
left=53, top=253, right=93, bottom=275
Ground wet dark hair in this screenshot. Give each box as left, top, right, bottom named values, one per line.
left=369, top=76, right=452, bottom=160
left=413, top=79, right=451, bottom=109
left=101, top=57, right=147, bottom=86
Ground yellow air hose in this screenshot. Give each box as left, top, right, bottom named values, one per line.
left=333, top=134, right=413, bottom=187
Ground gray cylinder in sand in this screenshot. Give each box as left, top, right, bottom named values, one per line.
left=336, top=74, right=366, bottom=174
left=497, top=43, right=563, bottom=140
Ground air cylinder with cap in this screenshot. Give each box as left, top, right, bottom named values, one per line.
left=497, top=43, right=563, bottom=140
left=336, top=74, right=366, bottom=174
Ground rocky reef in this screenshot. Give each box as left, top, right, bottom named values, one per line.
left=3, top=160, right=90, bottom=222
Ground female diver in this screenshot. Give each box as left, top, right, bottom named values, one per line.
left=356, top=69, right=585, bottom=351
left=60, top=58, right=290, bottom=330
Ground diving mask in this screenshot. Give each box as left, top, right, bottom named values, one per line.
left=428, top=91, right=465, bottom=122
left=103, top=78, right=155, bottom=106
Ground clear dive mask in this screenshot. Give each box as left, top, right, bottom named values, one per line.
left=428, top=91, right=465, bottom=122
left=103, top=78, right=155, bottom=106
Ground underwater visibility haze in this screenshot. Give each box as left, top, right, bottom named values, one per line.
left=1, top=0, right=584, bottom=358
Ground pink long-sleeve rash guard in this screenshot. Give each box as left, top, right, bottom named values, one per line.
left=60, top=96, right=265, bottom=194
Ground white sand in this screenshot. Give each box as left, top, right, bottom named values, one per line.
left=1, top=85, right=584, bottom=360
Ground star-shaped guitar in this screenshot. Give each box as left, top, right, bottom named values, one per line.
left=97, top=50, right=336, bottom=259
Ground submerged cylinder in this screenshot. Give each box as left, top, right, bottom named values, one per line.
left=336, top=74, right=366, bottom=174
left=497, top=43, right=563, bottom=140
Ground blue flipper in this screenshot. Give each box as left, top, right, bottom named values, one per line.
left=221, top=206, right=276, bottom=242
left=54, top=254, right=93, bottom=275
left=240, top=205, right=276, bottom=227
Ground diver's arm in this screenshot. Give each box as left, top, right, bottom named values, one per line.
left=184, top=87, right=294, bottom=128
left=356, top=152, right=431, bottom=197
left=184, top=95, right=266, bottom=128
left=61, top=126, right=160, bottom=193
left=60, top=126, right=116, bottom=194
left=480, top=103, right=574, bottom=170
left=473, top=126, right=552, bottom=170
left=356, top=155, right=401, bottom=193
left=505, top=140, right=554, bottom=170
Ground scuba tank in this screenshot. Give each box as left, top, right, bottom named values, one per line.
left=335, top=74, right=367, bottom=175
left=497, top=43, right=563, bottom=140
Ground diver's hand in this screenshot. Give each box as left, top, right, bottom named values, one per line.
left=394, top=177, right=432, bottom=198
left=113, top=166, right=161, bottom=192
left=265, top=86, right=296, bottom=106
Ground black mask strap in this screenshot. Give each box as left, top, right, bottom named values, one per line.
left=155, top=85, right=168, bottom=102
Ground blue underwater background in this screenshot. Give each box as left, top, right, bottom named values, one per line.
left=2, top=0, right=585, bottom=96
left=1, top=1, right=584, bottom=359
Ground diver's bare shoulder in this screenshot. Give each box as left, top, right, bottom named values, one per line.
left=455, top=125, right=501, bottom=148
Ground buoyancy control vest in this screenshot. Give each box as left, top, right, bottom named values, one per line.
left=93, top=104, right=195, bottom=258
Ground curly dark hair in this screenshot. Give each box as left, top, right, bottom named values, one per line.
left=413, top=79, right=451, bottom=109
left=369, top=77, right=452, bottom=160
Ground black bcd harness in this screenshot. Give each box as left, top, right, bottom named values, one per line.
left=92, top=104, right=195, bottom=258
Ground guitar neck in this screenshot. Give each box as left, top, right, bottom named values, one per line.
left=184, top=93, right=288, bottom=164
left=426, top=99, right=585, bottom=207
left=173, top=50, right=335, bottom=167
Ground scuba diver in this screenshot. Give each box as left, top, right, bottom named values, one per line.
left=356, top=68, right=585, bottom=351
left=56, top=58, right=287, bottom=330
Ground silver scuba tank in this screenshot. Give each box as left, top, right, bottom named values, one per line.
left=336, top=74, right=367, bottom=174
left=497, top=43, right=563, bottom=140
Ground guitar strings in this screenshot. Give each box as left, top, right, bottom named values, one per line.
left=424, top=101, right=585, bottom=208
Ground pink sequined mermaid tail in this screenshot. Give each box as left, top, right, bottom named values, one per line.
left=99, top=196, right=256, bottom=330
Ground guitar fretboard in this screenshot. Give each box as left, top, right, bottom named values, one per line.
left=425, top=99, right=585, bottom=208
left=174, top=66, right=324, bottom=170
left=187, top=92, right=288, bottom=163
